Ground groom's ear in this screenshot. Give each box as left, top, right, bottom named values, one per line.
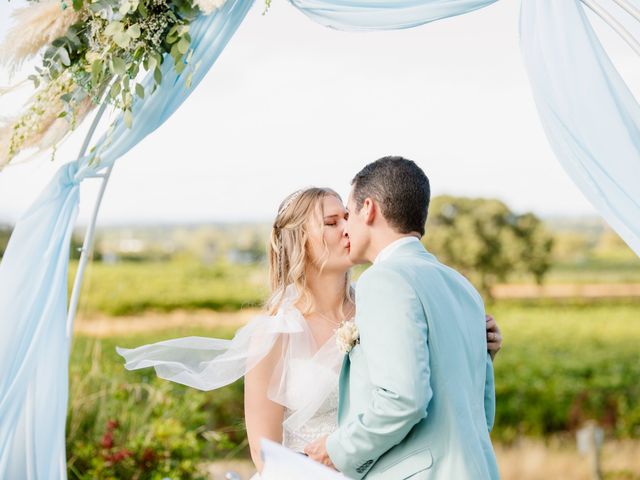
left=362, top=198, right=376, bottom=226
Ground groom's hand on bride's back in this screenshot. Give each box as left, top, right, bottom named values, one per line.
left=304, top=435, right=337, bottom=470
left=486, top=314, right=503, bottom=360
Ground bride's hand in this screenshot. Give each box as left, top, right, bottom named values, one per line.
left=486, top=314, right=502, bottom=360
left=304, top=435, right=336, bottom=470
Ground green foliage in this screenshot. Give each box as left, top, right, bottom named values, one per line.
left=67, top=252, right=640, bottom=318
left=0, top=225, right=11, bottom=258
left=73, top=0, right=198, bottom=121
left=491, top=300, right=640, bottom=442
left=69, top=258, right=268, bottom=316
left=9, top=0, right=205, bottom=164
left=66, top=301, right=640, bottom=477
left=68, top=330, right=247, bottom=479
left=425, top=196, right=554, bottom=298
left=544, top=257, right=640, bottom=284
left=594, top=229, right=639, bottom=262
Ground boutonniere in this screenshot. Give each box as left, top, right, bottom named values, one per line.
left=336, top=320, right=360, bottom=354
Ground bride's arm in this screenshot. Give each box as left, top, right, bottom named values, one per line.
left=244, top=337, right=285, bottom=473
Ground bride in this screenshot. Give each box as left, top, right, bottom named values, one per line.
left=117, top=187, right=502, bottom=474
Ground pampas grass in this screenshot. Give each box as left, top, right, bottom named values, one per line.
left=0, top=2, right=91, bottom=169
left=0, top=0, right=81, bottom=75
left=0, top=72, right=95, bottom=170
left=0, top=0, right=201, bottom=167
left=36, top=96, right=94, bottom=150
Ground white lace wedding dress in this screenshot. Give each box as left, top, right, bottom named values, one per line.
left=282, top=384, right=339, bottom=452
left=117, top=285, right=343, bottom=471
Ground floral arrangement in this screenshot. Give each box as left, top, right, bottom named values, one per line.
left=0, top=0, right=227, bottom=170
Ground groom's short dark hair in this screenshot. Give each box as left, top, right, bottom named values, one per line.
left=351, top=156, right=430, bottom=236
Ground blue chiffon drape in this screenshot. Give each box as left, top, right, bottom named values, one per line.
left=287, top=0, right=498, bottom=30
left=1, top=0, right=639, bottom=477
left=0, top=1, right=254, bottom=477
left=288, top=0, right=640, bottom=254
left=520, top=0, right=640, bottom=254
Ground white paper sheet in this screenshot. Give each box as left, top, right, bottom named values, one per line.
left=260, top=439, right=350, bottom=480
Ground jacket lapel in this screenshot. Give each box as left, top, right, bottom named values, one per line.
left=337, top=353, right=350, bottom=425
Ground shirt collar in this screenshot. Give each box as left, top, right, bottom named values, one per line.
left=373, top=236, right=421, bottom=264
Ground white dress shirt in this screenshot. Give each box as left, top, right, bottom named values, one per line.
left=373, top=236, right=421, bottom=264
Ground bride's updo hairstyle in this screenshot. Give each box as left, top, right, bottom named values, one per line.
left=266, top=187, right=353, bottom=316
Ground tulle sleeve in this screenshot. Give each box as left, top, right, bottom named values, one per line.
left=116, top=308, right=304, bottom=391
left=116, top=287, right=343, bottom=436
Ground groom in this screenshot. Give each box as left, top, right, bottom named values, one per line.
left=305, top=157, right=499, bottom=479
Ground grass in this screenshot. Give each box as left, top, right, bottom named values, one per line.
left=66, top=298, right=640, bottom=477
left=70, top=259, right=269, bottom=316
left=543, top=258, right=640, bottom=284
left=64, top=254, right=640, bottom=476
left=489, top=300, right=640, bottom=441
left=71, top=258, right=640, bottom=318
left=67, top=327, right=247, bottom=479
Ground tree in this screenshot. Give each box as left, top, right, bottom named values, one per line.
left=0, top=225, right=12, bottom=259
left=424, top=196, right=553, bottom=299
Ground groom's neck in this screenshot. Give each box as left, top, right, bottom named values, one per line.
left=366, top=230, right=421, bottom=263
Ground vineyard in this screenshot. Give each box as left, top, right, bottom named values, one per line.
left=67, top=298, right=640, bottom=479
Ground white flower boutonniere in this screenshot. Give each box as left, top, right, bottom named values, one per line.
left=336, top=320, right=360, bottom=354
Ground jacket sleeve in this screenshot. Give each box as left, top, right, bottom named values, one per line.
left=326, top=266, right=432, bottom=479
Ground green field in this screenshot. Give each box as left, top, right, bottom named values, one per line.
left=491, top=300, right=640, bottom=440
left=68, top=326, right=244, bottom=479
left=543, top=258, right=640, bottom=284
left=70, top=258, right=640, bottom=318
left=66, top=299, right=640, bottom=479
left=70, top=259, right=269, bottom=316
left=63, top=233, right=640, bottom=478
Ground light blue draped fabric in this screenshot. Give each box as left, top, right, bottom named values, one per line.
left=289, top=0, right=640, bottom=256
left=0, top=164, right=79, bottom=479
left=520, top=0, right=640, bottom=255
left=288, top=0, right=498, bottom=30
left=2, top=0, right=640, bottom=476
left=0, top=1, right=254, bottom=478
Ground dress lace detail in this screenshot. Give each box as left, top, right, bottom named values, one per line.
left=283, top=379, right=339, bottom=452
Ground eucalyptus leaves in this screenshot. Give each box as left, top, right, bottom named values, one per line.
left=0, top=0, right=225, bottom=169
left=75, top=0, right=201, bottom=128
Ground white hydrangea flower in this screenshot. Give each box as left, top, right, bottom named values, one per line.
left=194, top=0, right=227, bottom=15
left=336, top=320, right=359, bottom=354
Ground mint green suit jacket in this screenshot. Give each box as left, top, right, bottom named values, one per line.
left=326, top=241, right=499, bottom=479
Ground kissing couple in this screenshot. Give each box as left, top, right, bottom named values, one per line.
left=118, top=156, right=502, bottom=479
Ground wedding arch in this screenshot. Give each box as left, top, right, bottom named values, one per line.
left=0, top=0, right=639, bottom=477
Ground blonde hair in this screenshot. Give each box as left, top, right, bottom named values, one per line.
left=266, top=187, right=353, bottom=316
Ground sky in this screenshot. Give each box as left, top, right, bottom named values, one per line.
left=0, top=0, right=638, bottom=226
